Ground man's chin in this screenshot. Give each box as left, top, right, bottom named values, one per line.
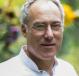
left=39, top=53, right=56, bottom=61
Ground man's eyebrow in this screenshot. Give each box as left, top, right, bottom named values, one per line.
left=51, top=21, right=61, bottom=24
left=33, top=21, right=61, bottom=25
left=33, top=22, right=46, bottom=24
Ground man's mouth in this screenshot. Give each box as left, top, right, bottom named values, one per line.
left=41, top=44, right=55, bottom=46
left=40, top=43, right=56, bottom=48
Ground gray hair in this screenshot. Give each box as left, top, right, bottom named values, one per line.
left=20, top=0, right=64, bottom=26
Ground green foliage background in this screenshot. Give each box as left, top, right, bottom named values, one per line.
left=0, top=0, right=79, bottom=75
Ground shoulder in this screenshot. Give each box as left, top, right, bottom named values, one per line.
left=56, top=58, right=73, bottom=66
left=0, top=55, right=19, bottom=66
left=0, top=55, right=40, bottom=76
left=0, top=55, right=27, bottom=76
left=0, top=56, right=18, bottom=76
left=55, top=58, right=78, bottom=76
left=56, top=58, right=75, bottom=69
left=0, top=56, right=21, bottom=71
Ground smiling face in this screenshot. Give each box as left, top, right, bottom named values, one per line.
left=23, top=0, right=63, bottom=60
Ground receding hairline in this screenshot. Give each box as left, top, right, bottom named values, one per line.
left=20, top=0, right=64, bottom=27
left=27, top=0, right=61, bottom=23
left=27, top=1, right=61, bottom=22
left=29, top=0, right=61, bottom=13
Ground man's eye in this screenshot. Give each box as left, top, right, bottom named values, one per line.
left=51, top=23, right=61, bottom=31
left=32, top=23, right=45, bottom=31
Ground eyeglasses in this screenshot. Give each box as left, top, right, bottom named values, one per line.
left=32, top=22, right=62, bottom=31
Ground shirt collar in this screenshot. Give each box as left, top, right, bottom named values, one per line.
left=19, top=45, right=41, bottom=72
left=19, top=45, right=58, bottom=72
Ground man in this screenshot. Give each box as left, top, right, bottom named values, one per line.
left=0, top=0, right=78, bottom=76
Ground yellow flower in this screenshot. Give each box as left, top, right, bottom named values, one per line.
left=63, top=4, right=75, bottom=27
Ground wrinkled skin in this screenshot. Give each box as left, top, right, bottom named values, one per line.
left=22, top=0, right=63, bottom=61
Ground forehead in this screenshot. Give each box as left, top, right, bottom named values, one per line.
left=28, top=0, right=61, bottom=23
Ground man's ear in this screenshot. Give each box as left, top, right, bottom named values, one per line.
left=21, top=24, right=28, bottom=37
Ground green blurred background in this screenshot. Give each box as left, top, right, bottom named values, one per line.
left=0, top=0, right=79, bottom=75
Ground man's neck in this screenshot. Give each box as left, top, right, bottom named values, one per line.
left=27, top=50, right=55, bottom=75
left=24, top=46, right=55, bottom=75
left=33, top=57, right=55, bottom=76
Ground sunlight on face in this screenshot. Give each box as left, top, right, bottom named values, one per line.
left=26, top=0, right=63, bottom=60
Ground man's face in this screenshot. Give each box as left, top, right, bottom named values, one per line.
left=25, top=1, right=63, bottom=60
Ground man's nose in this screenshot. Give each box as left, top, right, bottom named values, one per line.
left=44, top=26, right=54, bottom=41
